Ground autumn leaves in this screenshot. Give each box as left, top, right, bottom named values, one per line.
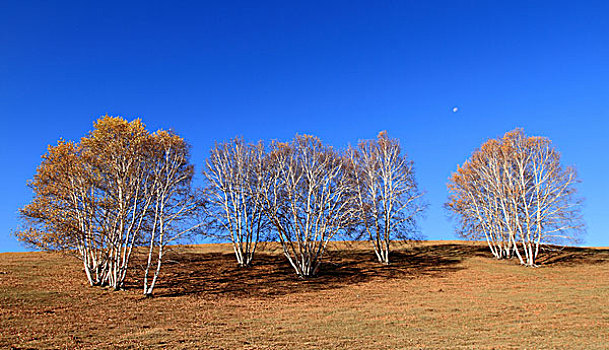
left=445, top=129, right=584, bottom=266
left=17, top=116, right=198, bottom=295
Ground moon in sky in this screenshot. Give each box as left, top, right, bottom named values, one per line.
left=452, top=107, right=459, bottom=113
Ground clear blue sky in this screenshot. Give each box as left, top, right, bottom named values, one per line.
left=1, top=1, right=607, bottom=252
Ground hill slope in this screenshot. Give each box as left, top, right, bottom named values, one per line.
left=1, top=241, right=608, bottom=349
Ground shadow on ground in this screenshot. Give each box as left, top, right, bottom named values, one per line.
left=124, top=243, right=609, bottom=298
left=537, top=246, right=609, bottom=266
left=127, top=243, right=492, bottom=298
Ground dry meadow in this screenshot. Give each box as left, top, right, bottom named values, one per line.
left=1, top=241, right=608, bottom=349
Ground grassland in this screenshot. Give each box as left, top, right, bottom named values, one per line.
left=1, top=241, right=608, bottom=349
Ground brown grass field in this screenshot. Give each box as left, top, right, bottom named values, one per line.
left=1, top=240, right=608, bottom=349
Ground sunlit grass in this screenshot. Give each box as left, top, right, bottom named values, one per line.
left=1, top=241, right=608, bottom=349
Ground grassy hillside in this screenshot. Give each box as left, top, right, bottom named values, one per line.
left=1, top=241, right=608, bottom=349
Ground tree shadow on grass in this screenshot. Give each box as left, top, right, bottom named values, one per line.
left=536, top=246, right=609, bottom=266
left=126, top=243, right=490, bottom=299
left=124, top=242, right=609, bottom=298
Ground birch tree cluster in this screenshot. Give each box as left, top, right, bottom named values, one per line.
left=260, top=135, right=357, bottom=276
left=18, top=116, right=584, bottom=295
left=346, top=131, right=425, bottom=264
left=446, top=129, right=584, bottom=266
left=203, top=138, right=267, bottom=267
left=18, top=121, right=426, bottom=284
left=17, top=116, right=199, bottom=295
left=203, top=133, right=425, bottom=276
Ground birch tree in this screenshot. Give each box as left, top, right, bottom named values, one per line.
left=18, top=116, right=200, bottom=292
left=260, top=135, right=357, bottom=277
left=17, top=140, right=108, bottom=286
left=142, top=130, right=200, bottom=296
left=203, top=137, right=267, bottom=267
left=446, top=129, right=584, bottom=266
left=18, top=117, right=153, bottom=288
left=347, top=131, right=425, bottom=264
left=78, top=117, right=157, bottom=289
left=446, top=138, right=519, bottom=260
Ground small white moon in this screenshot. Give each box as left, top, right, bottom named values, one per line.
left=452, top=107, right=459, bottom=113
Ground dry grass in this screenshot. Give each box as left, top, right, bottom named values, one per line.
left=1, top=241, right=608, bottom=349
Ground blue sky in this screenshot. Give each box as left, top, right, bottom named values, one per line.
left=1, top=1, right=608, bottom=252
